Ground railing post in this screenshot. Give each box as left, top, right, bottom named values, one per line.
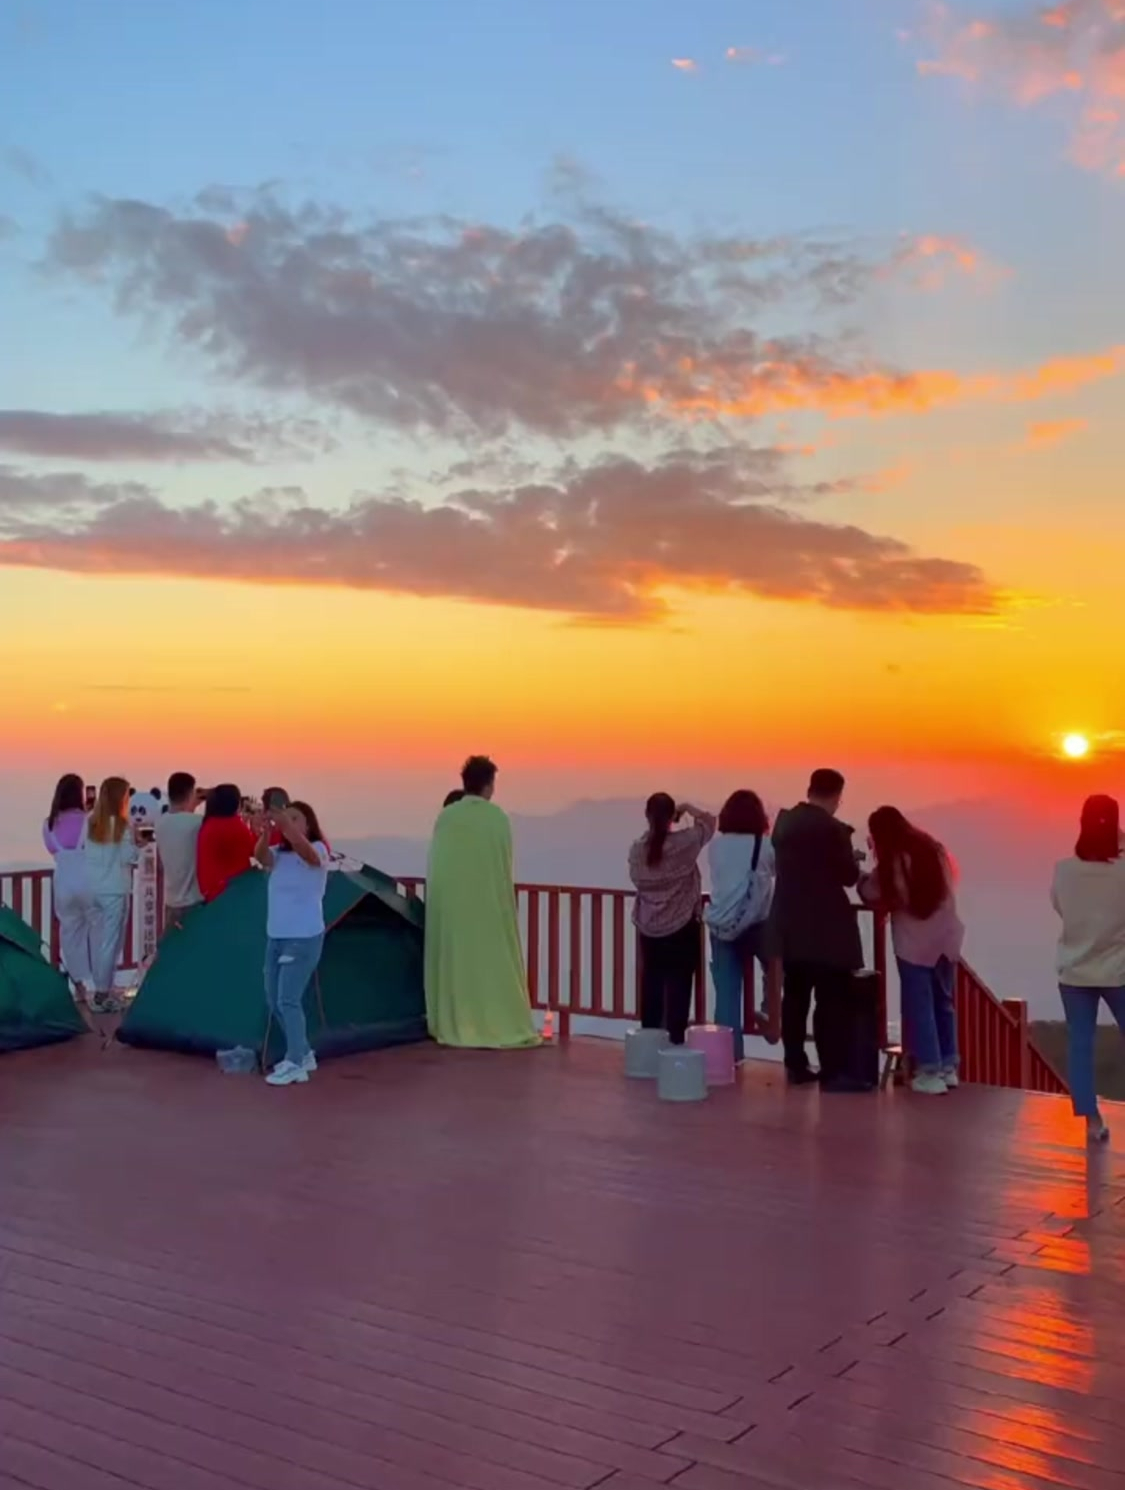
left=1003, top=999, right=1031, bottom=1090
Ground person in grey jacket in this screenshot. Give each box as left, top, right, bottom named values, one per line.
left=770, top=768, right=862, bottom=1086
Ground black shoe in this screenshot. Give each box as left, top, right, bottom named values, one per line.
left=786, top=1066, right=820, bottom=1086
left=820, top=1073, right=876, bottom=1094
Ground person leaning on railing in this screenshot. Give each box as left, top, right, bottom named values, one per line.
left=628, top=794, right=717, bottom=1046
left=858, top=807, right=964, bottom=1097
left=1050, top=794, right=1125, bottom=1146
left=703, top=790, right=776, bottom=1064
left=196, top=784, right=257, bottom=903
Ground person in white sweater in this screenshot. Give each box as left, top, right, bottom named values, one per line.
left=704, top=790, right=775, bottom=1062
left=1050, top=794, right=1125, bottom=1145
left=84, top=777, right=140, bottom=1014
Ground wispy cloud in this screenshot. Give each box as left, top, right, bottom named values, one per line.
left=671, top=57, right=699, bottom=72
left=888, top=231, right=1007, bottom=289
left=0, top=448, right=999, bottom=624
left=0, top=408, right=333, bottom=463
left=725, top=46, right=786, bottom=66
left=1026, top=415, right=1089, bottom=446
left=44, top=189, right=1110, bottom=442
left=915, top=1, right=1125, bottom=177
left=0, top=144, right=50, bottom=187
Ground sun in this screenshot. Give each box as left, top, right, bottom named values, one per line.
left=1062, top=732, right=1091, bottom=760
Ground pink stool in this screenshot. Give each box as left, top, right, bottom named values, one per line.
left=686, top=1024, right=736, bottom=1087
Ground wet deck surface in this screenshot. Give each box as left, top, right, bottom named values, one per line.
left=1, top=1035, right=1123, bottom=1490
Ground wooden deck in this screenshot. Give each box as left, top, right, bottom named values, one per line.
left=1, top=1039, right=1123, bottom=1490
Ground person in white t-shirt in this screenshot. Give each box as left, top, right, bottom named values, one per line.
left=154, top=771, right=204, bottom=931
left=253, top=800, right=330, bottom=1087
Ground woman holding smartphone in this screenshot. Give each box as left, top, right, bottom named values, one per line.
left=196, top=784, right=257, bottom=902
left=254, top=800, right=330, bottom=1087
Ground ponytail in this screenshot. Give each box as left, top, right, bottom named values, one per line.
left=644, top=792, right=677, bottom=867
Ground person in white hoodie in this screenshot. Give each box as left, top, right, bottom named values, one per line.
left=704, top=790, right=775, bottom=1063
left=1051, top=794, right=1125, bottom=1145
left=84, top=776, right=140, bottom=1014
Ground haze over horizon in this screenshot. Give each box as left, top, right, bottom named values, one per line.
left=2, top=0, right=1123, bottom=1013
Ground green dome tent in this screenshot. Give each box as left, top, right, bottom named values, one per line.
left=0, top=904, right=88, bottom=1052
left=118, top=863, right=428, bottom=1061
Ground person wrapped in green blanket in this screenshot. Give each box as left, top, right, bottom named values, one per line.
left=424, top=756, right=540, bottom=1049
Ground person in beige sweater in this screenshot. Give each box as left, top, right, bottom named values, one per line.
left=1050, top=794, right=1125, bottom=1144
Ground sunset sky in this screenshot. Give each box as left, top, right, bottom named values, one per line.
left=2, top=0, right=1124, bottom=858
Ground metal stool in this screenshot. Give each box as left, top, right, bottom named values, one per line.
left=686, top=1024, right=736, bottom=1087
left=624, top=1027, right=670, bottom=1079
left=657, top=1045, right=708, bottom=1102
left=880, top=1045, right=904, bottom=1090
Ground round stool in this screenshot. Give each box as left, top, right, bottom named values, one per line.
left=624, top=1027, right=670, bottom=1078
left=686, top=1024, right=736, bottom=1087
left=657, top=1046, right=708, bottom=1103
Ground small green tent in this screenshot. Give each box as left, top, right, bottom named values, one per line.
left=118, top=863, right=428, bottom=1061
left=0, top=904, right=88, bottom=1053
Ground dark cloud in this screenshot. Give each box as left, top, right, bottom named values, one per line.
left=0, top=408, right=334, bottom=463
left=45, top=189, right=997, bottom=439
left=0, top=448, right=997, bottom=623
left=0, top=465, right=153, bottom=512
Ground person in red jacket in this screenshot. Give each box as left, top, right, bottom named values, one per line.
left=197, top=784, right=257, bottom=902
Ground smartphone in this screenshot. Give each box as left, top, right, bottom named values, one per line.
left=84, top=785, right=96, bottom=811
left=264, top=787, right=290, bottom=812
left=239, top=795, right=254, bottom=815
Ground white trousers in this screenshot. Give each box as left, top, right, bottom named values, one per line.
left=89, top=894, right=130, bottom=995
left=53, top=849, right=93, bottom=986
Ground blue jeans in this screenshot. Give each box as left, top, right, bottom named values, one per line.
left=1059, top=985, right=1125, bottom=1118
left=898, top=956, right=957, bottom=1075
left=264, top=934, right=323, bottom=1065
left=710, top=923, right=767, bottom=1063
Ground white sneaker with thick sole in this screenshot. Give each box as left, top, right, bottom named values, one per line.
left=911, top=1072, right=949, bottom=1096
left=942, top=1068, right=960, bottom=1089
left=270, top=1052, right=317, bottom=1075
left=265, top=1060, right=309, bottom=1086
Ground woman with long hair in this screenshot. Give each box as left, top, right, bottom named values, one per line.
left=42, top=772, right=94, bottom=1000
left=254, top=800, right=330, bottom=1086
left=859, top=806, right=964, bottom=1096
left=628, top=794, right=716, bottom=1045
left=704, top=790, right=776, bottom=1063
left=196, top=784, right=257, bottom=903
left=85, top=777, right=140, bottom=1013
left=1050, top=795, right=1125, bottom=1144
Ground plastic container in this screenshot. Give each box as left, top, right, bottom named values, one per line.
left=216, top=1046, right=258, bottom=1074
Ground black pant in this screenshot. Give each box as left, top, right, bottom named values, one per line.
left=782, top=961, right=854, bottom=1080
left=640, top=920, right=699, bottom=1045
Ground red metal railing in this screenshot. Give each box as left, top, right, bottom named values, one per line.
left=2, top=864, right=1067, bottom=1092
left=954, top=960, right=1067, bottom=1094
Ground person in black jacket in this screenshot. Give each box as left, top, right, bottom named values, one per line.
left=770, top=768, right=863, bottom=1086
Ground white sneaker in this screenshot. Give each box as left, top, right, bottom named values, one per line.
left=265, top=1060, right=309, bottom=1086
left=271, top=1052, right=317, bottom=1075
left=911, top=1072, right=949, bottom=1096
left=942, top=1068, right=960, bottom=1089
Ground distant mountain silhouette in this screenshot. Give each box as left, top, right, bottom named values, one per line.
left=339, top=792, right=1078, bottom=1019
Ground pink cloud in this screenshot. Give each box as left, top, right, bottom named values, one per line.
left=915, top=0, right=1125, bottom=176
left=671, top=57, right=699, bottom=72
left=0, top=450, right=998, bottom=624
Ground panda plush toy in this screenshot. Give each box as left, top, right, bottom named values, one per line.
left=128, top=786, right=168, bottom=840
